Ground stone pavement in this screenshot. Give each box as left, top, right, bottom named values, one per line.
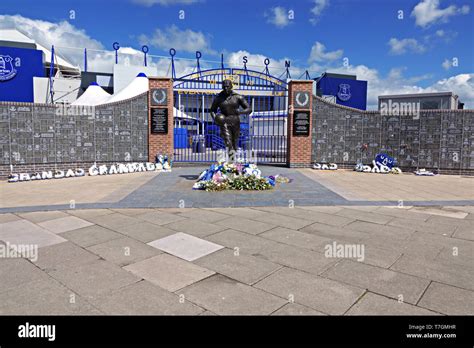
left=1, top=167, right=473, bottom=212
left=0, top=205, right=473, bottom=315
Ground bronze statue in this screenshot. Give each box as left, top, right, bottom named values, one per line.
left=210, top=79, right=251, bottom=159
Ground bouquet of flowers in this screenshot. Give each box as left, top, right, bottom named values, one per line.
left=193, top=161, right=276, bottom=191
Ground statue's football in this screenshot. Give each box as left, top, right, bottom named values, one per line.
left=214, top=113, right=225, bottom=126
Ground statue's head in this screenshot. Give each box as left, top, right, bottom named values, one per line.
left=222, top=79, right=233, bottom=95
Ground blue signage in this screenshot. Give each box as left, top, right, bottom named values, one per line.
left=0, top=46, right=45, bottom=102
left=375, top=153, right=395, bottom=169
left=317, top=76, right=367, bottom=110
left=337, top=83, right=351, bottom=101
left=0, top=55, right=17, bottom=81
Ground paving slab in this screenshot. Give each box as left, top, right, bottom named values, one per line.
left=215, top=216, right=276, bottom=235
left=345, top=221, right=414, bottom=240
left=453, top=224, right=474, bottom=241
left=67, top=209, right=114, bottom=219
left=372, top=207, right=430, bottom=221
left=112, top=221, right=177, bottom=243
left=135, top=211, right=186, bottom=226
left=250, top=212, right=315, bottom=230
left=300, top=222, right=370, bottom=243
left=82, top=213, right=141, bottom=230
left=254, top=267, right=364, bottom=315
left=163, top=219, right=227, bottom=238
left=176, top=209, right=230, bottom=223
left=426, top=214, right=474, bottom=228
left=297, top=206, right=344, bottom=215
left=346, top=292, right=438, bottom=315
left=390, top=254, right=474, bottom=291
left=48, top=260, right=142, bottom=299
left=0, top=213, right=21, bottom=223
left=276, top=209, right=355, bottom=227
left=436, top=247, right=474, bottom=267
left=87, top=237, right=161, bottom=267
left=88, top=280, right=203, bottom=315
left=355, top=243, right=402, bottom=269
left=346, top=230, right=442, bottom=261
left=271, top=303, right=326, bottom=315
left=17, top=211, right=69, bottom=223
left=124, top=254, right=215, bottom=292
left=111, top=208, right=156, bottom=216
left=209, top=207, right=269, bottom=219
left=335, top=208, right=394, bottom=225
left=417, top=282, right=474, bottom=315
left=411, top=207, right=468, bottom=219
left=443, top=206, right=474, bottom=214
left=205, top=229, right=337, bottom=276
left=59, top=225, right=123, bottom=248
left=0, top=219, right=67, bottom=248
left=323, top=260, right=430, bottom=304
left=253, top=207, right=324, bottom=221
left=38, top=216, right=94, bottom=234
left=35, top=241, right=100, bottom=272
left=195, top=248, right=281, bottom=285
left=388, top=217, right=457, bottom=236
left=180, top=274, right=287, bottom=315
left=0, top=278, right=102, bottom=315
left=148, top=232, right=224, bottom=261
left=259, top=227, right=332, bottom=252
left=0, top=258, right=51, bottom=293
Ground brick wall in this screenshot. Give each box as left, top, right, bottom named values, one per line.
left=148, top=78, right=174, bottom=162
left=287, top=80, right=314, bottom=168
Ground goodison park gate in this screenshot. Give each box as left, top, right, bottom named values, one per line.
left=172, top=68, right=288, bottom=164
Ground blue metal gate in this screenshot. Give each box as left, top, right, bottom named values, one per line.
left=173, top=68, right=288, bottom=163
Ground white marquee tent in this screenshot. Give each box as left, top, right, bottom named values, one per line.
left=106, top=72, right=149, bottom=103
left=71, top=82, right=111, bottom=106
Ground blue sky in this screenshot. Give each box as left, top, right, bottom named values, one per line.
left=1, top=0, right=473, bottom=107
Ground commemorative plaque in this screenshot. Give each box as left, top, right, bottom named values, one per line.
left=293, top=111, right=310, bottom=136
left=151, top=108, right=168, bottom=134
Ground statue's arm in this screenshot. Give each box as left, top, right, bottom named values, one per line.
left=237, top=95, right=252, bottom=115
left=210, top=97, right=218, bottom=120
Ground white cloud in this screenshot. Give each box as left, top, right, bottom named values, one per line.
left=388, top=38, right=426, bottom=55
left=140, top=25, right=215, bottom=55
left=0, top=14, right=190, bottom=74
left=0, top=15, right=103, bottom=51
left=411, top=0, right=470, bottom=27
left=308, top=41, right=343, bottom=63
left=442, top=58, right=452, bottom=70
left=132, top=0, right=201, bottom=6
left=327, top=63, right=473, bottom=109
left=309, top=0, right=329, bottom=24
left=265, top=7, right=290, bottom=28
left=425, top=74, right=473, bottom=103
left=226, top=50, right=300, bottom=77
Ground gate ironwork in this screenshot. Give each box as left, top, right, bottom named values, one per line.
left=173, top=68, right=288, bottom=164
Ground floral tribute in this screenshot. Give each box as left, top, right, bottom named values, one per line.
left=192, top=161, right=291, bottom=191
